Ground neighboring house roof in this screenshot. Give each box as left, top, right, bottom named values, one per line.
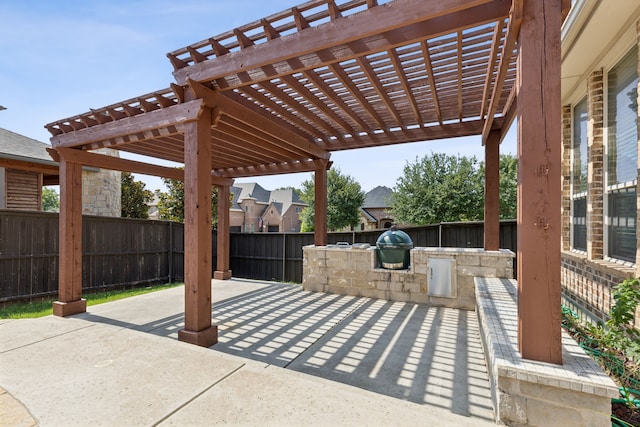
left=230, top=186, right=243, bottom=210
left=232, top=182, right=271, bottom=204
left=359, top=208, right=377, bottom=223
left=269, top=201, right=284, bottom=215
left=230, top=183, right=307, bottom=215
left=0, top=127, right=57, bottom=166
left=269, top=188, right=304, bottom=215
left=362, top=186, right=393, bottom=208
left=231, top=182, right=270, bottom=210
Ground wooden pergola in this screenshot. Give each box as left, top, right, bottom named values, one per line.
left=46, top=0, right=569, bottom=363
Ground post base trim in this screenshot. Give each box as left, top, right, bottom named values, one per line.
left=178, top=325, right=218, bottom=347
left=213, top=270, right=232, bottom=280
left=52, top=299, right=87, bottom=317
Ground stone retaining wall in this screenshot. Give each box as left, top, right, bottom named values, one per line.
left=303, top=246, right=514, bottom=310
left=475, top=277, right=618, bottom=426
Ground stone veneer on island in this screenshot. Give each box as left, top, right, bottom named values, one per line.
left=303, top=246, right=515, bottom=310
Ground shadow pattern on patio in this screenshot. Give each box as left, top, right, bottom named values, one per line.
left=211, top=282, right=493, bottom=420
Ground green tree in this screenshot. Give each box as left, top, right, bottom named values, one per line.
left=121, top=172, right=153, bottom=219
left=299, top=168, right=365, bottom=231
left=156, top=176, right=219, bottom=228
left=391, top=153, right=484, bottom=225
left=477, top=153, right=518, bottom=220
left=497, top=154, right=517, bottom=219
left=42, top=187, right=59, bottom=212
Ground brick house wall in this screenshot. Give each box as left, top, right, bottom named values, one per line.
left=230, top=209, right=244, bottom=231
left=280, top=205, right=303, bottom=232
left=561, top=252, right=636, bottom=324
left=561, top=17, right=640, bottom=330
left=262, top=204, right=281, bottom=231
left=240, top=198, right=264, bottom=233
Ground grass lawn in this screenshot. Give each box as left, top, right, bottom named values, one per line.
left=0, top=283, right=183, bottom=319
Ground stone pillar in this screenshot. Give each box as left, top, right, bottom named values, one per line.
left=516, top=0, right=563, bottom=364
left=178, top=107, right=217, bottom=347
left=82, top=148, right=121, bottom=217
left=53, top=155, right=86, bottom=317
left=587, top=69, right=604, bottom=260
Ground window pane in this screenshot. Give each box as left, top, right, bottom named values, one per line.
left=572, top=196, right=587, bottom=251
left=607, top=188, right=637, bottom=262
left=607, top=47, right=638, bottom=185
left=573, top=98, right=588, bottom=194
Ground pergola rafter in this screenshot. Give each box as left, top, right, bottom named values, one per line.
left=47, top=0, right=515, bottom=169
left=481, top=0, right=522, bottom=143
left=45, top=0, right=569, bottom=364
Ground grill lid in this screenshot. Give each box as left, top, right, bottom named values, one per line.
left=376, top=226, right=413, bottom=248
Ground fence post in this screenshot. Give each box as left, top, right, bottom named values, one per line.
left=282, top=233, right=286, bottom=282
left=168, top=221, right=173, bottom=283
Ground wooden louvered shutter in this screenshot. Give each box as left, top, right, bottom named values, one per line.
left=6, top=169, right=41, bottom=210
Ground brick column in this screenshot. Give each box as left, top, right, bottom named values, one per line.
left=587, top=69, right=604, bottom=260
left=561, top=105, right=572, bottom=252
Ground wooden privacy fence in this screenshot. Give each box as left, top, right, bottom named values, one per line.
left=0, top=209, right=516, bottom=302
left=0, top=210, right=190, bottom=302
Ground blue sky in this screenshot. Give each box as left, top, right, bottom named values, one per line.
left=0, top=0, right=517, bottom=193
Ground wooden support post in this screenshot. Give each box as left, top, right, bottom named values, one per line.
left=53, top=155, right=86, bottom=316
left=214, top=183, right=232, bottom=280
left=484, top=130, right=500, bottom=251
left=516, top=0, right=562, bottom=364
left=314, top=160, right=329, bottom=246
left=178, top=107, right=217, bottom=347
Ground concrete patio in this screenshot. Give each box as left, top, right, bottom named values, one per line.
left=0, top=279, right=495, bottom=426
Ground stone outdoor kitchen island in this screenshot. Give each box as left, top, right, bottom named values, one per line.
left=303, top=245, right=514, bottom=309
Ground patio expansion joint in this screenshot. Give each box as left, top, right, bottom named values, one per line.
left=281, top=296, right=370, bottom=369
left=0, top=323, right=96, bottom=355
left=151, top=362, right=246, bottom=426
